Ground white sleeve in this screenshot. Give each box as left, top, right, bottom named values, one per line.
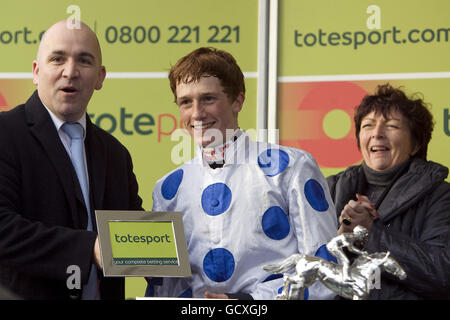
left=287, top=152, right=338, bottom=299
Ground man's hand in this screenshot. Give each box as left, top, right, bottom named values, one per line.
left=93, top=236, right=103, bottom=270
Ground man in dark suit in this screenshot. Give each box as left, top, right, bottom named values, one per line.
left=0, top=20, right=143, bottom=299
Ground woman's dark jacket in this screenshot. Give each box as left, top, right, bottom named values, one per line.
left=327, top=158, right=450, bottom=299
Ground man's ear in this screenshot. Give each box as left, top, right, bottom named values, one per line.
left=232, top=92, right=245, bottom=114
left=95, top=66, right=107, bottom=90
left=32, top=61, right=39, bottom=86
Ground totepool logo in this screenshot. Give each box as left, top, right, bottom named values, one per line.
left=279, top=82, right=366, bottom=168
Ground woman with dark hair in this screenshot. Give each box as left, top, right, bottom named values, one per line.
left=327, top=83, right=450, bottom=299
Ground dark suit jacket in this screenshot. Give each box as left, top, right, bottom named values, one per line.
left=0, top=91, right=143, bottom=299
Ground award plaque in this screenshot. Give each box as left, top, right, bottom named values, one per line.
left=95, top=210, right=191, bottom=277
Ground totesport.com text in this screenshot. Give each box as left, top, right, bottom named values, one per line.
left=294, top=26, right=449, bottom=49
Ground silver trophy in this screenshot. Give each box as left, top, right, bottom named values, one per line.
left=263, top=226, right=407, bottom=300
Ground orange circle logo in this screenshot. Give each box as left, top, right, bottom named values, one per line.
left=279, top=82, right=366, bottom=168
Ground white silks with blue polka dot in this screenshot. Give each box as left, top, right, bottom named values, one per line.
left=148, top=131, right=338, bottom=299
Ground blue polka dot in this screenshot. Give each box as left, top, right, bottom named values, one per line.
left=258, top=148, right=290, bottom=176
left=304, top=179, right=329, bottom=212
left=203, top=248, right=235, bottom=282
left=263, top=274, right=283, bottom=282
left=315, top=244, right=338, bottom=264
left=161, top=169, right=183, bottom=200
left=262, top=206, right=290, bottom=240
left=201, top=183, right=232, bottom=216
left=178, top=288, right=193, bottom=298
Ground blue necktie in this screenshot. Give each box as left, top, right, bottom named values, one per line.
left=62, top=122, right=99, bottom=299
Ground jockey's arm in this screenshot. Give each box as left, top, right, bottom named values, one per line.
left=326, top=236, right=349, bottom=258
left=346, top=240, right=366, bottom=255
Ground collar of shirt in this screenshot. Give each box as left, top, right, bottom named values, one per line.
left=41, top=104, right=90, bottom=187
left=42, top=103, right=87, bottom=135
left=42, top=103, right=87, bottom=152
left=198, top=128, right=243, bottom=168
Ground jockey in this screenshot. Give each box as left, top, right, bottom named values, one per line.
left=326, top=226, right=369, bottom=282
